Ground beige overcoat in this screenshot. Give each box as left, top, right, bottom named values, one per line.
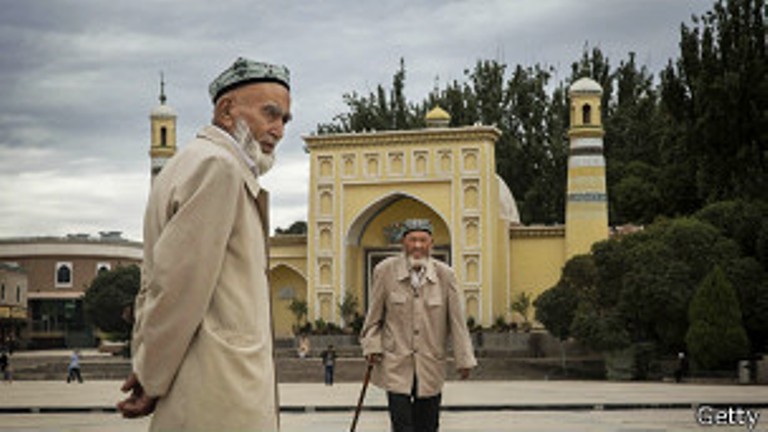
left=360, top=254, right=477, bottom=397
left=131, top=125, right=278, bottom=432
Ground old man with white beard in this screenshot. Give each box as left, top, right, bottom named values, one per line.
left=361, top=219, right=477, bottom=432
left=117, top=57, right=291, bottom=432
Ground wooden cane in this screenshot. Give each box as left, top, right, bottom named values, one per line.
left=350, top=362, right=374, bottom=432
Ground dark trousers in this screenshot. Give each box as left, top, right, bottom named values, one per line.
left=324, top=365, right=334, bottom=385
left=386, top=377, right=441, bottom=432
left=67, top=367, right=83, bottom=383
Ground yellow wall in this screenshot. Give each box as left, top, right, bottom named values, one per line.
left=269, top=264, right=308, bottom=338
left=509, top=229, right=566, bottom=324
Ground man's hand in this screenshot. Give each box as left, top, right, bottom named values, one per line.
left=458, top=368, right=471, bottom=380
left=366, top=353, right=383, bottom=365
left=117, top=372, right=158, bottom=418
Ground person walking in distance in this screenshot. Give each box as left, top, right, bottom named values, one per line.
left=321, top=344, right=337, bottom=385
left=67, top=350, right=83, bottom=383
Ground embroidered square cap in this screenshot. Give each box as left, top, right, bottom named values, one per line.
left=209, top=57, right=290, bottom=103
left=401, top=219, right=434, bottom=238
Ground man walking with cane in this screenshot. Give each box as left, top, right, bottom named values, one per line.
left=360, top=219, right=477, bottom=432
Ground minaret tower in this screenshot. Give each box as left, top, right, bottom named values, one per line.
left=149, top=73, right=177, bottom=182
left=564, top=77, right=609, bottom=259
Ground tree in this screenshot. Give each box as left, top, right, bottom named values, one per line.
left=694, top=200, right=768, bottom=263
left=288, top=298, right=308, bottom=334
left=337, top=293, right=359, bottom=329
left=685, top=266, right=750, bottom=370
left=724, top=257, right=768, bottom=352
left=534, top=283, right=577, bottom=341
left=504, top=64, right=568, bottom=224
left=275, top=220, right=307, bottom=235
left=83, top=265, right=140, bottom=340
left=534, top=282, right=578, bottom=372
left=660, top=0, right=767, bottom=204
left=510, top=291, right=532, bottom=329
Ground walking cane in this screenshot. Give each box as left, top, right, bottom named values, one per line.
left=350, top=362, right=374, bottom=432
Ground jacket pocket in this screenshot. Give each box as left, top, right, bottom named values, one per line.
left=390, top=291, right=407, bottom=305
left=426, top=295, right=443, bottom=307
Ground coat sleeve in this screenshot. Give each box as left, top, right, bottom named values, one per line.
left=360, top=264, right=386, bottom=356
left=132, top=156, right=240, bottom=398
left=446, top=269, right=478, bottom=370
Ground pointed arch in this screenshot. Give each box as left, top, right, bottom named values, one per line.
left=345, top=191, right=451, bottom=246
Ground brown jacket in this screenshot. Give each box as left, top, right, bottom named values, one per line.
left=361, top=254, right=477, bottom=397
left=131, top=125, right=277, bottom=431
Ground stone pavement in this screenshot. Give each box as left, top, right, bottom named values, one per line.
left=0, top=380, right=766, bottom=431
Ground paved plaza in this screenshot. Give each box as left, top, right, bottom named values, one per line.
left=0, top=380, right=766, bottom=431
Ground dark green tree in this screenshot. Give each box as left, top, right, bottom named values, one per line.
left=694, top=200, right=768, bottom=263
left=275, top=220, right=308, bottom=235
left=534, top=283, right=577, bottom=342
left=660, top=0, right=767, bottom=205
left=83, top=265, right=140, bottom=340
left=534, top=281, right=578, bottom=372
left=504, top=64, right=569, bottom=224
left=685, top=266, right=750, bottom=370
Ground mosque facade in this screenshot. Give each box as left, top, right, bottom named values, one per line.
left=268, top=77, right=609, bottom=337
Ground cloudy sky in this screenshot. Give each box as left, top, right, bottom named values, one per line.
left=0, top=0, right=713, bottom=242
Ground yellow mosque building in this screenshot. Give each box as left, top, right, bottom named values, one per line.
left=150, top=77, right=609, bottom=338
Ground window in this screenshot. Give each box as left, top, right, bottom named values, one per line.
left=582, top=104, right=592, bottom=125
left=1, top=283, right=4, bottom=301
left=161, top=127, right=167, bottom=147
left=16, top=286, right=20, bottom=303
left=96, top=262, right=111, bottom=274
left=55, top=262, right=73, bottom=288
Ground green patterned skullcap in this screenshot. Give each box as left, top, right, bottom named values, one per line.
left=209, top=57, right=290, bottom=103
left=401, top=219, right=433, bottom=239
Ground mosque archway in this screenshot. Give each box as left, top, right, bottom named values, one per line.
left=269, top=264, right=307, bottom=338
left=344, top=193, right=451, bottom=311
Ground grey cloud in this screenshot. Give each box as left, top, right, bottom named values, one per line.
left=0, top=0, right=714, bottom=238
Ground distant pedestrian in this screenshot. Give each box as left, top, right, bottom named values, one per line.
left=5, top=335, right=15, bottom=355
left=67, top=350, right=83, bottom=383
left=297, top=334, right=310, bottom=359
left=674, top=351, right=688, bottom=383
left=321, top=344, right=336, bottom=385
left=1, top=350, right=11, bottom=384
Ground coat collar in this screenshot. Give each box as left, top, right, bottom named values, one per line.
left=395, top=253, right=437, bottom=284
left=197, top=125, right=263, bottom=200
left=197, top=124, right=270, bottom=239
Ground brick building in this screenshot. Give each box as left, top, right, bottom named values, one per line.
left=0, top=232, right=142, bottom=348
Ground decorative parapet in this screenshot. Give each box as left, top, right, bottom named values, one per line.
left=303, top=126, right=501, bottom=150
left=509, top=225, right=565, bottom=238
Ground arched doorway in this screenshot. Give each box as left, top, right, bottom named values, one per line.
left=269, top=264, right=307, bottom=338
left=345, top=193, right=451, bottom=312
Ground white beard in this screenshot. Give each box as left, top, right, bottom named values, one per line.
left=232, top=117, right=276, bottom=176
left=407, top=255, right=428, bottom=270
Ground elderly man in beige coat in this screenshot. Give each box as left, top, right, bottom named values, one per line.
left=361, top=219, right=477, bottom=432
left=117, top=57, right=292, bottom=432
